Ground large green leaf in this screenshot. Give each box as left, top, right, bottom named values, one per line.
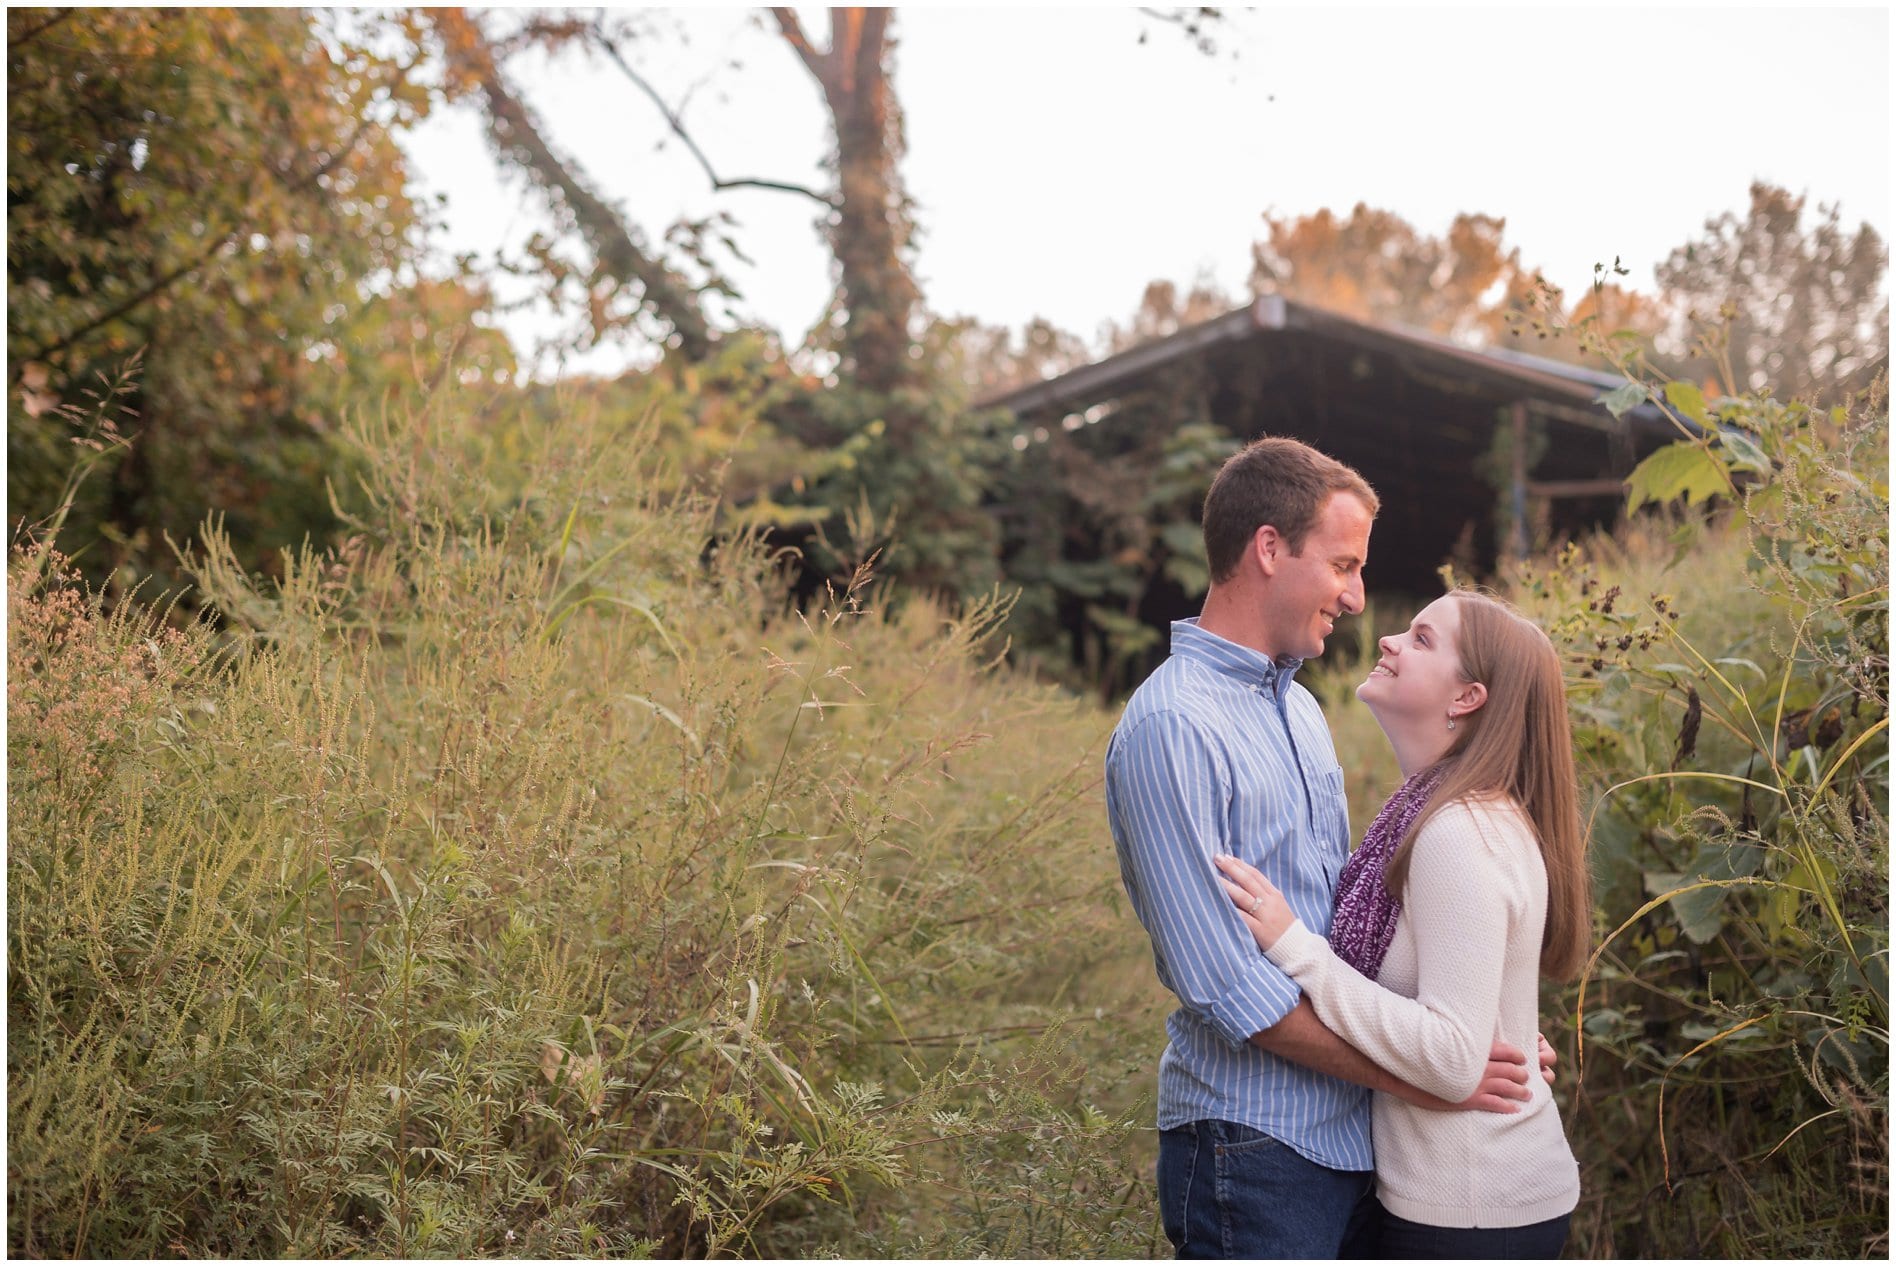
left=1719, top=430, right=1772, bottom=475
left=1625, top=441, right=1730, bottom=512
left=1646, top=840, right=1765, bottom=944
left=1597, top=381, right=1648, bottom=419
left=1159, top=521, right=1211, bottom=595
left=1663, top=380, right=1711, bottom=428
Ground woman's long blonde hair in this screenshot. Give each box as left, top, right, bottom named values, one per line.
left=1386, top=590, right=1591, bottom=980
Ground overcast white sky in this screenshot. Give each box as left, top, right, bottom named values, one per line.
left=401, top=4, right=1892, bottom=379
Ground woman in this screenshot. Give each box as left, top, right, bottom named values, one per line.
left=1215, top=590, right=1589, bottom=1258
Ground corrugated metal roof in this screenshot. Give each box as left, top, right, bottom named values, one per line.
left=976, top=296, right=1675, bottom=435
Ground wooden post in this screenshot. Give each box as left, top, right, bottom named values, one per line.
left=1509, top=401, right=1529, bottom=560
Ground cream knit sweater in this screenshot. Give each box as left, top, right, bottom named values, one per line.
left=1266, top=795, right=1580, bottom=1228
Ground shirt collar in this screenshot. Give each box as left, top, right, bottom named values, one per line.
left=1170, top=618, right=1303, bottom=698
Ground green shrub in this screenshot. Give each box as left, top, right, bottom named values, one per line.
left=1509, top=379, right=1880, bottom=1259
left=1511, top=381, right=1885, bottom=1257
left=1304, top=374, right=1887, bottom=1258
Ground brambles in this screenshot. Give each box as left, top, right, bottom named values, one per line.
left=1519, top=378, right=1887, bottom=1257
left=1309, top=367, right=1888, bottom=1258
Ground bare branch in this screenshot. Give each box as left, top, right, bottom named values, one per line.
left=7, top=7, right=76, bottom=52
left=769, top=7, right=827, bottom=84
left=591, top=25, right=836, bottom=209
left=433, top=8, right=712, bottom=358
left=1135, top=6, right=1230, bottom=57
left=489, top=13, right=590, bottom=59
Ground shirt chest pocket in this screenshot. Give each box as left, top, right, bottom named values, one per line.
left=1315, top=765, right=1350, bottom=867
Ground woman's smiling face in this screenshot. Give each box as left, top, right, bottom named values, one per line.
left=1356, top=595, right=1473, bottom=735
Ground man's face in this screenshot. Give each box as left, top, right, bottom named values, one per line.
left=1257, top=492, right=1372, bottom=662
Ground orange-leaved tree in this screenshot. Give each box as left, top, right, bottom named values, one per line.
left=6, top=7, right=486, bottom=588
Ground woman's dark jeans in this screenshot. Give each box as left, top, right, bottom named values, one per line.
left=1370, top=1199, right=1571, bottom=1259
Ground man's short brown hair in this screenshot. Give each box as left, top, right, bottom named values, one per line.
left=1201, top=437, right=1379, bottom=584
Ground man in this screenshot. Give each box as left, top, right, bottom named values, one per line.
left=1105, top=437, right=1539, bottom=1259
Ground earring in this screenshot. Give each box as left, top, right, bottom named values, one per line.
left=1446, top=712, right=1457, bottom=731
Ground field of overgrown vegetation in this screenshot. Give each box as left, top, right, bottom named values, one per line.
left=10, top=7, right=1885, bottom=1258
left=9, top=366, right=1886, bottom=1258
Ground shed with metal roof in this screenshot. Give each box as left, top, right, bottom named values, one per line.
left=974, top=296, right=1681, bottom=685
left=979, top=294, right=1679, bottom=596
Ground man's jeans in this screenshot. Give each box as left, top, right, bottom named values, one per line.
left=1158, top=1120, right=1376, bottom=1259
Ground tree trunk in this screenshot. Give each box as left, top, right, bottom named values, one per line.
left=431, top=8, right=713, bottom=361
left=772, top=8, right=920, bottom=398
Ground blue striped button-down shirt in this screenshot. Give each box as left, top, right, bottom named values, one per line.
left=1105, top=619, right=1372, bottom=1171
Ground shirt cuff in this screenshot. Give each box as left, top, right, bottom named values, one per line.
left=1202, top=951, right=1304, bottom=1047
left=1264, top=918, right=1326, bottom=978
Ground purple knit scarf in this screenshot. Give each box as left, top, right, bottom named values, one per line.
left=1330, top=767, right=1444, bottom=980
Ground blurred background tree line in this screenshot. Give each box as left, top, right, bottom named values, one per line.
left=10, top=5, right=1886, bottom=658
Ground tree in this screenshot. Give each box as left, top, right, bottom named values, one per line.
left=7, top=7, right=463, bottom=585
left=946, top=316, right=1095, bottom=400
left=425, top=8, right=717, bottom=361
left=768, top=8, right=923, bottom=400
left=1558, top=280, right=1670, bottom=351
left=426, top=6, right=924, bottom=404
left=430, top=6, right=990, bottom=596
left=419, top=7, right=1248, bottom=613
left=1653, top=182, right=1888, bottom=403
left=1248, top=204, right=1535, bottom=344
left=1102, top=277, right=1241, bottom=353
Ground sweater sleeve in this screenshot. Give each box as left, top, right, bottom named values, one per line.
left=1263, top=800, right=1524, bottom=1102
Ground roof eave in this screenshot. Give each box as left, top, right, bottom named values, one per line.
left=974, top=296, right=1678, bottom=434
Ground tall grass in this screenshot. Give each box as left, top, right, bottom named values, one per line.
left=8, top=384, right=1163, bottom=1257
